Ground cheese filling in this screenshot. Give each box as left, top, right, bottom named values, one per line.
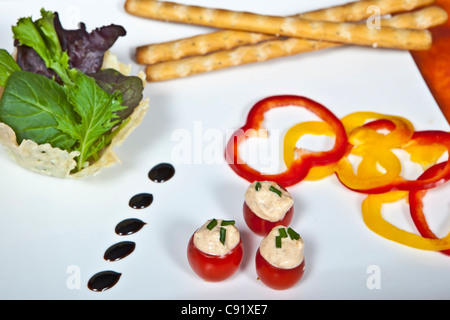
left=193, top=219, right=240, bottom=256
left=245, top=181, right=294, bottom=222
left=259, top=225, right=304, bottom=269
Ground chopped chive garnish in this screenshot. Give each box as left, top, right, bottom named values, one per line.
left=206, top=219, right=217, bottom=230
left=278, top=227, right=288, bottom=238
left=275, top=235, right=282, bottom=248
left=255, top=182, right=262, bottom=191
left=219, top=227, right=226, bottom=245
left=287, top=227, right=300, bottom=240
left=221, top=220, right=235, bottom=226
left=269, top=185, right=282, bottom=197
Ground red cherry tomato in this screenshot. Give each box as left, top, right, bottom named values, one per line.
left=187, top=234, right=244, bottom=282
left=255, top=248, right=305, bottom=290
left=243, top=202, right=294, bottom=236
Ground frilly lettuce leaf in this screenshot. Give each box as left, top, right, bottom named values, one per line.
left=0, top=9, right=142, bottom=173
left=12, top=9, right=74, bottom=84
left=15, top=11, right=126, bottom=81
left=65, top=71, right=126, bottom=170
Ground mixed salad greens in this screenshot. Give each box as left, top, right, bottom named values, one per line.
left=0, top=9, right=144, bottom=172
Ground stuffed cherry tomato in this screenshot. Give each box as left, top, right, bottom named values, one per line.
left=243, top=181, right=294, bottom=236
left=187, top=219, right=244, bottom=282
left=256, top=225, right=305, bottom=290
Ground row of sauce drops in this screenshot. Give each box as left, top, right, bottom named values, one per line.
left=87, top=163, right=175, bottom=292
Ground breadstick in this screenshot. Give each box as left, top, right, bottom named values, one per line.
left=125, top=0, right=432, bottom=50
left=135, top=0, right=435, bottom=64
left=386, top=5, right=447, bottom=29
left=383, top=6, right=447, bottom=28
left=136, top=31, right=274, bottom=65
left=144, top=7, right=447, bottom=81
left=299, top=0, right=435, bottom=22
left=145, top=38, right=339, bottom=81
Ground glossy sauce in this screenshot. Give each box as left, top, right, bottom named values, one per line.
left=129, top=193, right=153, bottom=209
left=115, top=218, right=146, bottom=236
left=87, top=271, right=122, bottom=292
left=104, top=241, right=136, bottom=262
left=148, top=163, right=175, bottom=183
left=88, top=162, right=175, bottom=292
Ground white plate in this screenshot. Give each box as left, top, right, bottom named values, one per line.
left=0, top=0, right=449, bottom=300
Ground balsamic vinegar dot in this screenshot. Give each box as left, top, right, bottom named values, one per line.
left=129, top=193, right=153, bottom=209
left=87, top=271, right=122, bottom=292
left=104, top=241, right=136, bottom=262
left=148, top=163, right=175, bottom=183
left=88, top=163, right=176, bottom=292
left=115, top=218, right=146, bottom=236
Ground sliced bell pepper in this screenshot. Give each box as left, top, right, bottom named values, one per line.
left=396, top=130, right=450, bottom=190
left=226, top=95, right=450, bottom=254
left=362, top=190, right=450, bottom=251
left=337, top=145, right=402, bottom=188
left=402, top=133, right=448, bottom=170
left=409, top=162, right=450, bottom=256
left=341, top=111, right=414, bottom=148
left=283, top=121, right=339, bottom=181
left=335, top=112, right=413, bottom=193
left=225, top=95, right=349, bottom=187
left=337, top=130, right=450, bottom=194
left=360, top=118, right=396, bottom=132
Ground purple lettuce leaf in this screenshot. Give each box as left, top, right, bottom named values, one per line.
left=15, top=12, right=126, bottom=80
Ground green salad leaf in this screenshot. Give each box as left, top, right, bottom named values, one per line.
left=65, top=71, right=125, bottom=170
left=0, top=71, right=78, bottom=149
left=0, top=49, right=21, bottom=87
left=0, top=8, right=141, bottom=173
left=12, top=9, right=74, bottom=85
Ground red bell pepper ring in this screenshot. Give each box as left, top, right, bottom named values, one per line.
left=409, top=161, right=450, bottom=256
left=361, top=119, right=397, bottom=132
left=225, top=95, right=349, bottom=187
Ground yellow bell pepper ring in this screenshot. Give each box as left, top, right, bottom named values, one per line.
left=335, top=145, right=403, bottom=192
left=341, top=112, right=414, bottom=148
left=362, top=191, right=450, bottom=251
left=283, top=121, right=340, bottom=181
left=402, top=136, right=448, bottom=169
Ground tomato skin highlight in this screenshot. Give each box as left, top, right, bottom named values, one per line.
left=255, top=248, right=305, bottom=290
left=243, top=201, right=294, bottom=236
left=187, top=234, right=244, bottom=282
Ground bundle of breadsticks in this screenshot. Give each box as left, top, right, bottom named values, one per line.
left=124, top=0, right=448, bottom=81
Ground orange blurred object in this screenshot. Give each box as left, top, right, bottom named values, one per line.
left=411, top=0, right=450, bottom=124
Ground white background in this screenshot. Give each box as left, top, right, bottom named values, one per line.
left=0, top=0, right=449, bottom=300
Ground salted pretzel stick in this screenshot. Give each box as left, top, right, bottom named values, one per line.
left=125, top=0, right=432, bottom=51
left=135, top=0, right=435, bottom=64
left=144, top=6, right=447, bottom=81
